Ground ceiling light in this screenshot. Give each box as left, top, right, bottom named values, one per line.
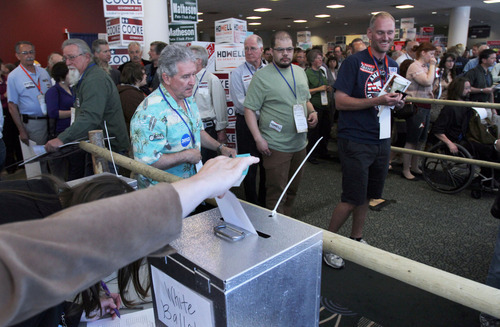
left=249, top=22, right=261, bottom=25
left=327, top=4, right=345, bottom=9
left=197, top=12, right=203, bottom=15
left=294, top=20, right=307, bottom=23
left=315, top=14, right=331, bottom=18
left=198, top=19, right=203, bottom=22
left=254, top=8, right=272, bottom=12
left=371, top=12, right=381, bottom=15
left=484, top=0, right=500, bottom=3
left=344, top=23, right=348, bottom=25
left=395, top=4, right=414, bottom=9
left=246, top=16, right=261, bottom=19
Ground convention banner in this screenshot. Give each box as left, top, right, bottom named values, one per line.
left=171, top=0, right=198, bottom=23
left=103, top=0, right=144, bottom=17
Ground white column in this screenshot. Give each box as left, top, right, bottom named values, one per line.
left=447, top=6, right=470, bottom=47
left=142, top=0, right=169, bottom=59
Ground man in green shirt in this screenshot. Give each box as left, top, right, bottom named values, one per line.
left=244, top=31, right=317, bottom=215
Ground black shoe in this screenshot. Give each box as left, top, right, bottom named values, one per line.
left=308, top=158, right=320, bottom=164
left=401, top=172, right=419, bottom=181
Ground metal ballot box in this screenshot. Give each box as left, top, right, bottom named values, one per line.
left=148, top=202, right=323, bottom=327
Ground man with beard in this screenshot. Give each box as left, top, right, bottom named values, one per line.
left=244, top=31, right=318, bottom=215
left=44, top=39, right=129, bottom=173
left=92, top=39, right=121, bottom=85
left=8, top=41, right=52, bottom=148
left=323, top=12, right=405, bottom=269
left=118, top=42, right=151, bottom=72
left=130, top=45, right=235, bottom=188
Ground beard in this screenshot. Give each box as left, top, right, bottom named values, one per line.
left=274, top=58, right=291, bottom=68
left=67, top=68, right=81, bottom=86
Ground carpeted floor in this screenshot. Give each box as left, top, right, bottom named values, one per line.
left=233, top=144, right=498, bottom=326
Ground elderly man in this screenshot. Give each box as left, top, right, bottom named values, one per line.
left=130, top=45, right=235, bottom=188
left=118, top=41, right=151, bottom=72
left=230, top=34, right=267, bottom=205
left=351, top=38, right=367, bottom=55
left=92, top=39, right=121, bottom=85
left=145, top=41, right=168, bottom=92
left=244, top=31, right=318, bottom=215
left=44, top=39, right=129, bottom=172
left=396, top=40, right=419, bottom=65
left=7, top=41, right=52, bottom=149
left=324, top=12, right=404, bottom=269
left=189, top=45, right=228, bottom=162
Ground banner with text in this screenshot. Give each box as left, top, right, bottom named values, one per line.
left=169, top=24, right=197, bottom=43
left=103, top=0, right=144, bottom=17
left=106, top=16, right=144, bottom=47
left=171, top=0, right=198, bottom=23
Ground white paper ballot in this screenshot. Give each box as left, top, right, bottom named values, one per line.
left=86, top=307, right=155, bottom=326
left=215, top=191, right=257, bottom=235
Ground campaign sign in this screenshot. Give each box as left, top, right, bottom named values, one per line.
left=214, top=44, right=245, bottom=71
left=103, top=0, right=144, bottom=17
left=169, top=24, right=197, bottom=43
left=121, top=17, right=144, bottom=44
left=215, top=18, right=247, bottom=44
left=106, top=17, right=121, bottom=46
left=171, top=0, right=198, bottom=23
left=109, top=47, right=129, bottom=68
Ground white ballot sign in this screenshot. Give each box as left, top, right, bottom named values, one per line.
left=151, top=266, right=215, bottom=327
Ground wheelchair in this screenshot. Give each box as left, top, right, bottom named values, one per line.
left=421, top=141, right=498, bottom=198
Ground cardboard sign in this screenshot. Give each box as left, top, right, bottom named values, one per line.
left=170, top=0, right=198, bottom=23
left=214, top=44, right=245, bottom=71
left=106, top=16, right=144, bottom=46
left=151, top=266, right=215, bottom=327
left=109, top=47, right=129, bottom=68
left=215, top=18, right=247, bottom=44
left=169, top=23, right=197, bottom=43
left=103, top=0, right=144, bottom=17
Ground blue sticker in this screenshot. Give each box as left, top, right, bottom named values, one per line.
left=181, top=133, right=191, bottom=147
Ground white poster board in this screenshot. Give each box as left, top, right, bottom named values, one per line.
left=151, top=266, right=215, bottom=327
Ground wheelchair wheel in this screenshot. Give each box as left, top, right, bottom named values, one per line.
left=422, top=142, right=476, bottom=194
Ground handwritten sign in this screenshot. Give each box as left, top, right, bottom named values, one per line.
left=151, top=266, right=215, bottom=327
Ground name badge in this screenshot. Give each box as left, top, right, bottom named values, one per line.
left=293, top=104, right=308, bottom=133
left=24, top=81, right=35, bottom=89
left=269, top=120, right=283, bottom=133
left=37, top=94, right=47, bottom=115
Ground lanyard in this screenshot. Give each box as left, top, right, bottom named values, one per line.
left=20, top=65, right=42, bottom=94
left=368, top=47, right=389, bottom=87
left=159, top=86, right=196, bottom=147
left=273, top=62, right=296, bottom=99
left=75, top=63, right=96, bottom=90
left=193, top=69, right=207, bottom=97
left=245, top=62, right=255, bottom=76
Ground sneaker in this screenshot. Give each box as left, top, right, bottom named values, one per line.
left=323, top=253, right=345, bottom=269
left=358, top=238, right=368, bottom=245
left=480, top=313, right=500, bottom=327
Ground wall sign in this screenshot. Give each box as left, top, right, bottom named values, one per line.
left=103, top=0, right=144, bottom=17
left=169, top=24, right=197, bottom=43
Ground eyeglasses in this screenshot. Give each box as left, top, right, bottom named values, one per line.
left=63, top=53, right=84, bottom=62
left=245, top=47, right=260, bottom=52
left=18, top=50, right=35, bottom=55
left=274, top=47, right=294, bottom=53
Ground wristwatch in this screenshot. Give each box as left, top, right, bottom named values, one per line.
left=480, top=89, right=483, bottom=93
left=217, top=143, right=227, bottom=155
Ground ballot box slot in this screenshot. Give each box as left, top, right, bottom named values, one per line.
left=218, top=217, right=271, bottom=239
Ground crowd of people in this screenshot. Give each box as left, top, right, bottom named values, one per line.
left=2, top=9, right=500, bottom=327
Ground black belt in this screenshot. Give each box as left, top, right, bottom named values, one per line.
left=22, top=114, right=48, bottom=123
left=202, top=119, right=215, bottom=129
